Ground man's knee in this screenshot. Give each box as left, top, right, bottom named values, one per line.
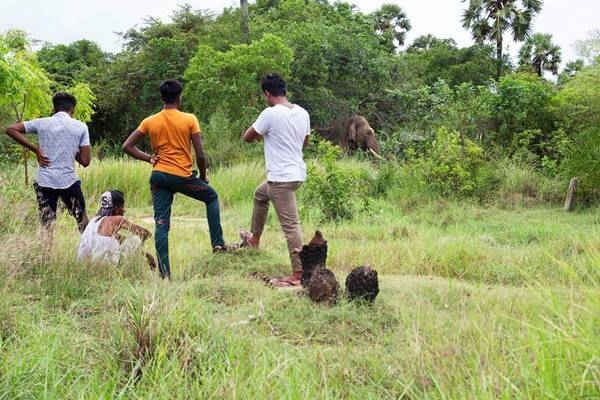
left=40, top=206, right=57, bottom=229
left=155, top=218, right=171, bottom=232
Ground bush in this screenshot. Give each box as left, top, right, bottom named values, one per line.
left=301, top=140, right=373, bottom=221
left=408, top=127, right=484, bottom=198
left=494, top=160, right=565, bottom=207
left=560, top=127, right=600, bottom=202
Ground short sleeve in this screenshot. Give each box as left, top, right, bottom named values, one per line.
left=252, top=108, right=271, bottom=136
left=305, top=112, right=311, bottom=136
left=190, top=115, right=201, bottom=134
left=23, top=119, right=40, bottom=134
left=137, top=118, right=149, bottom=135
left=80, top=125, right=91, bottom=147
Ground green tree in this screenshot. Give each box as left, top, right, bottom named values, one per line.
left=0, top=30, right=52, bottom=181
left=401, top=36, right=498, bottom=87
left=0, top=30, right=51, bottom=122
left=371, top=4, right=411, bottom=52
left=491, top=72, right=555, bottom=155
left=557, top=59, right=584, bottom=85
left=552, top=64, right=600, bottom=133
left=462, top=0, right=543, bottom=79
left=37, top=40, right=106, bottom=87
left=90, top=4, right=212, bottom=141
left=184, top=33, right=293, bottom=128
left=518, top=33, right=561, bottom=76
left=68, top=82, right=96, bottom=123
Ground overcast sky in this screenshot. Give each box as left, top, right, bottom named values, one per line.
left=1, top=0, right=597, bottom=66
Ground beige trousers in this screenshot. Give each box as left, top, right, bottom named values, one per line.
left=251, top=181, right=303, bottom=272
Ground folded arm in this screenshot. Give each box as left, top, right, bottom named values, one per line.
left=6, top=122, right=50, bottom=167
left=122, top=130, right=158, bottom=165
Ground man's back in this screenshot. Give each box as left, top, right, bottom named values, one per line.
left=24, top=111, right=89, bottom=189
left=137, top=109, right=200, bottom=177
left=253, top=104, right=310, bottom=182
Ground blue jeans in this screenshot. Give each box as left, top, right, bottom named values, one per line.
left=150, top=171, right=224, bottom=278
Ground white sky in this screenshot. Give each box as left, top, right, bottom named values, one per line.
left=1, top=0, right=598, bottom=66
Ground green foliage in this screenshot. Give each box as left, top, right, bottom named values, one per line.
left=184, top=34, right=293, bottom=131
left=491, top=73, right=555, bottom=152
left=409, top=127, right=484, bottom=197
left=560, top=127, right=600, bottom=199
left=403, top=37, right=498, bottom=87
left=518, top=33, right=562, bottom=76
left=462, top=0, right=542, bottom=78
left=67, top=82, right=96, bottom=122
left=302, top=139, right=372, bottom=221
left=552, top=64, right=600, bottom=133
left=0, top=30, right=52, bottom=121
left=88, top=6, right=212, bottom=140
left=251, top=0, right=395, bottom=126
left=37, top=40, right=106, bottom=88
left=371, top=4, right=411, bottom=52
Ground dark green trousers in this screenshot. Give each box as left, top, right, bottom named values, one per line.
left=150, top=171, right=224, bottom=278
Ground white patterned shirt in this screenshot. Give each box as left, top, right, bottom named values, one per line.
left=24, top=112, right=90, bottom=189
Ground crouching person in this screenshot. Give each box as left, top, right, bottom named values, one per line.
left=78, top=190, right=152, bottom=266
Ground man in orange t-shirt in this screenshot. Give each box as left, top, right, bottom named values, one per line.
left=122, top=80, right=227, bottom=279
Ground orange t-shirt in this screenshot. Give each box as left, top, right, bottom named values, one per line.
left=137, top=109, right=201, bottom=177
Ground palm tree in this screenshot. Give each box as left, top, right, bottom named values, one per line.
left=240, top=0, right=249, bottom=44
left=518, top=33, right=561, bottom=76
left=372, top=4, right=411, bottom=52
left=462, top=0, right=543, bottom=79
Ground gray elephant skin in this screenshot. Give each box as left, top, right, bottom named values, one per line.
left=315, top=115, right=382, bottom=158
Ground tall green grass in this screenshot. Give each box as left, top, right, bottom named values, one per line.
left=0, top=158, right=598, bottom=399
left=79, top=158, right=265, bottom=213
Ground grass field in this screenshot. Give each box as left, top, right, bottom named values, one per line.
left=0, top=159, right=599, bottom=399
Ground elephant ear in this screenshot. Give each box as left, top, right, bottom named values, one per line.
left=348, top=120, right=357, bottom=143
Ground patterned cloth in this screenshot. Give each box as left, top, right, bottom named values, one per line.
left=24, top=111, right=90, bottom=189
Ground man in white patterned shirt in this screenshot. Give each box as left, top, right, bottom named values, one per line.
left=6, top=92, right=92, bottom=245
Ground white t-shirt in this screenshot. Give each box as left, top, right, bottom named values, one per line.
left=252, top=104, right=310, bottom=182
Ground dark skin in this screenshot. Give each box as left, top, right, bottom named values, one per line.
left=5, top=107, right=91, bottom=168
left=96, top=205, right=157, bottom=271
left=97, top=206, right=151, bottom=241
left=122, top=97, right=208, bottom=181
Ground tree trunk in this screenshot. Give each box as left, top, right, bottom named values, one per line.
left=496, top=30, right=503, bottom=80
left=564, top=177, right=577, bottom=212
left=240, top=0, right=250, bottom=44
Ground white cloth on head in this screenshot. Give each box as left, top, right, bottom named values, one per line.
left=77, top=217, right=142, bottom=266
left=252, top=104, right=310, bottom=182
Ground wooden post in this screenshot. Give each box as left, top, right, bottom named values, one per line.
left=564, top=177, right=577, bottom=212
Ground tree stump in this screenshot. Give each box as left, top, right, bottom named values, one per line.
left=564, top=177, right=578, bottom=212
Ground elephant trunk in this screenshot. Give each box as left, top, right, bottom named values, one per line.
left=366, top=135, right=381, bottom=156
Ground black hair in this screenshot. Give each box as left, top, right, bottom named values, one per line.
left=110, top=190, right=125, bottom=209
left=159, top=80, right=183, bottom=104
left=260, top=73, right=287, bottom=97
left=52, top=92, right=77, bottom=112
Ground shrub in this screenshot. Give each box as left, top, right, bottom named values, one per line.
left=301, top=139, right=372, bottom=221
left=408, top=127, right=484, bottom=197
left=560, top=127, right=600, bottom=202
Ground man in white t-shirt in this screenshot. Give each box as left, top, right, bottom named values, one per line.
left=242, top=74, right=310, bottom=287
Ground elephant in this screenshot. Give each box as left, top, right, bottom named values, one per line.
left=314, top=115, right=383, bottom=159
